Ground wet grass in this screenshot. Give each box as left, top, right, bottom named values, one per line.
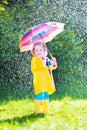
left=0, top=97, right=87, bottom=130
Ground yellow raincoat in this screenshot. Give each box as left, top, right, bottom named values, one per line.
left=31, top=56, right=57, bottom=95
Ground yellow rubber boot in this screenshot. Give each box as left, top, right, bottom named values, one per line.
left=34, top=101, right=41, bottom=114
left=42, top=100, right=49, bottom=114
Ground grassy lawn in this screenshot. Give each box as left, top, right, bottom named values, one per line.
left=0, top=97, right=87, bottom=130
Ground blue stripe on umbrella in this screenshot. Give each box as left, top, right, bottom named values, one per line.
left=31, top=28, right=51, bottom=40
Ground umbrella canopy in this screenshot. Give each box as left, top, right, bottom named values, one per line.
left=19, top=22, right=65, bottom=52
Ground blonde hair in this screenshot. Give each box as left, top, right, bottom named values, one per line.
left=31, top=41, right=48, bottom=56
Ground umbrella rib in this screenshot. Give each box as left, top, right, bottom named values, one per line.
left=39, top=32, right=52, bottom=57
left=39, top=31, right=51, bottom=42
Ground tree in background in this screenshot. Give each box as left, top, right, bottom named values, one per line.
left=0, top=0, right=87, bottom=100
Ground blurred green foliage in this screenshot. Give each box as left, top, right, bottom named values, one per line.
left=0, top=0, right=87, bottom=100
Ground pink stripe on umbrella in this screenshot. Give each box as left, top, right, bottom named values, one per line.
left=20, top=24, right=48, bottom=41
left=19, top=22, right=65, bottom=52
left=21, top=27, right=57, bottom=47
left=20, top=24, right=51, bottom=45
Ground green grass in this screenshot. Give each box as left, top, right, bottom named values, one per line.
left=0, top=97, right=87, bottom=130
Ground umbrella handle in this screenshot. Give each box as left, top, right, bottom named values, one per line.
left=47, top=48, right=53, bottom=58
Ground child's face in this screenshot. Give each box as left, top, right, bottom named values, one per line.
left=34, top=45, right=45, bottom=58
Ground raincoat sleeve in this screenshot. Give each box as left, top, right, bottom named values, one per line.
left=31, top=57, right=48, bottom=74
left=50, top=64, right=57, bottom=70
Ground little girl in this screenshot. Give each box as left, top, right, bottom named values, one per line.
left=31, top=41, right=57, bottom=114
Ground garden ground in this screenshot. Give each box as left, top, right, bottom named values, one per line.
left=0, top=97, right=87, bottom=130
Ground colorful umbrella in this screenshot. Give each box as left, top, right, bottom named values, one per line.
left=19, top=22, right=65, bottom=52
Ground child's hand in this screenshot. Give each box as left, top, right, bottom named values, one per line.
left=51, top=57, right=57, bottom=67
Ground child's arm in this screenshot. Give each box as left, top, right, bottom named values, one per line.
left=47, top=57, right=57, bottom=70
left=50, top=57, right=57, bottom=70
left=51, top=57, right=57, bottom=67
left=31, top=57, right=48, bottom=74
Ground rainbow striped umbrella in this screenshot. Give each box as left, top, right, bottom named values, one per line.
left=19, top=22, right=65, bottom=52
